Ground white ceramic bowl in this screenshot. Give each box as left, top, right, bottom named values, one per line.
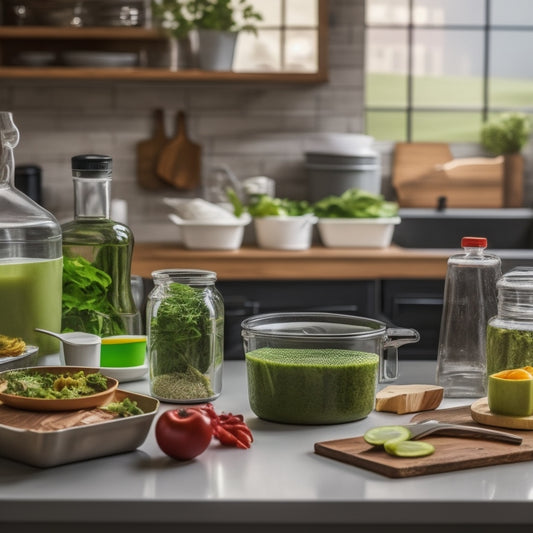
left=254, top=215, right=318, bottom=250
left=317, top=217, right=401, bottom=248
left=169, top=213, right=251, bottom=250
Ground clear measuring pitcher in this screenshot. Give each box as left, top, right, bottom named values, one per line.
left=0, top=112, right=62, bottom=355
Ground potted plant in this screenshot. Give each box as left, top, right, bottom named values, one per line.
left=152, top=0, right=263, bottom=71
left=480, top=112, right=532, bottom=207
left=151, top=0, right=195, bottom=69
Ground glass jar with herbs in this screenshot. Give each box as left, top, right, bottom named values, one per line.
left=486, top=267, right=533, bottom=376
left=147, top=269, right=224, bottom=403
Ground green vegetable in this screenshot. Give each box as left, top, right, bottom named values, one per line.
left=480, top=112, right=532, bottom=155
left=384, top=440, right=435, bottom=458
left=247, top=194, right=313, bottom=217
left=363, top=425, right=411, bottom=446
left=364, top=424, right=435, bottom=458
left=102, top=397, right=144, bottom=417
left=2, top=370, right=108, bottom=399
left=313, top=188, right=399, bottom=219
left=61, top=255, right=126, bottom=337
left=150, top=282, right=212, bottom=375
left=225, top=186, right=245, bottom=218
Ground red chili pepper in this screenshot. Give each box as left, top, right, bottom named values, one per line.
left=194, top=403, right=253, bottom=449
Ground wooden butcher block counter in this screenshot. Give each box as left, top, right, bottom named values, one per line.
left=132, top=244, right=450, bottom=280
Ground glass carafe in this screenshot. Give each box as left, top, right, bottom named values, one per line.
left=61, top=154, right=141, bottom=337
left=0, top=111, right=62, bottom=355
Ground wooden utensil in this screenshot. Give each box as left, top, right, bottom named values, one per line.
left=136, top=108, right=168, bottom=190
left=315, top=406, right=533, bottom=478
left=156, top=110, right=202, bottom=190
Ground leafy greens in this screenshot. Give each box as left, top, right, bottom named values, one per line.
left=247, top=194, right=313, bottom=217
left=62, top=255, right=126, bottom=336
left=313, top=189, right=399, bottom=218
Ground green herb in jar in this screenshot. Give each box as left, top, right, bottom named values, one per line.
left=486, top=325, right=533, bottom=375
left=150, top=282, right=216, bottom=399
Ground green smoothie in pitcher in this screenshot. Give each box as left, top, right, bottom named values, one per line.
left=0, top=258, right=62, bottom=355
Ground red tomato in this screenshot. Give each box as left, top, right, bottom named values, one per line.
left=155, top=408, right=213, bottom=461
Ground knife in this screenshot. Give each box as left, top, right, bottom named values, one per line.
left=404, top=419, right=523, bottom=445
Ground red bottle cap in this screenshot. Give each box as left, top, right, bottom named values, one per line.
left=461, top=236, right=487, bottom=248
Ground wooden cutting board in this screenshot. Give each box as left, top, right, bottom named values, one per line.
left=314, top=406, right=533, bottom=478
left=136, top=108, right=169, bottom=190
left=156, top=110, right=202, bottom=190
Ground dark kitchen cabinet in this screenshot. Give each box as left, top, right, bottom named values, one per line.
left=218, top=279, right=380, bottom=360
left=381, top=279, right=445, bottom=360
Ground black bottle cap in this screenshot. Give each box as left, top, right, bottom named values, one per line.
left=71, top=154, right=112, bottom=171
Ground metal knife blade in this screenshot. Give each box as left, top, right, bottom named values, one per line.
left=403, top=419, right=523, bottom=445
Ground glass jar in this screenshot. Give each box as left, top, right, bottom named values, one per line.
left=61, top=154, right=141, bottom=337
left=147, top=269, right=224, bottom=403
left=0, top=112, right=62, bottom=355
left=487, top=267, right=533, bottom=376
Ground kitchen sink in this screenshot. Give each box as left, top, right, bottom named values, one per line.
left=393, top=208, right=533, bottom=250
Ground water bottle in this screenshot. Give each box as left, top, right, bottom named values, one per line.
left=436, top=236, right=501, bottom=397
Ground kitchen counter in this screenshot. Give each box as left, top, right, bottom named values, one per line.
left=3, top=358, right=533, bottom=533
left=132, top=244, right=452, bottom=280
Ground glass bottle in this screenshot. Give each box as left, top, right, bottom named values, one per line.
left=61, top=154, right=141, bottom=337
left=0, top=111, right=62, bottom=355
left=487, top=267, right=533, bottom=375
left=436, top=236, right=501, bottom=397
left=147, top=269, right=224, bottom=403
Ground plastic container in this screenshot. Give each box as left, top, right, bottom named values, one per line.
left=100, top=335, right=147, bottom=367
left=61, top=155, right=141, bottom=337
left=146, top=269, right=224, bottom=403
left=253, top=215, right=318, bottom=250
left=436, top=237, right=501, bottom=397
left=486, top=268, right=533, bottom=376
left=241, top=312, right=419, bottom=424
left=317, top=217, right=401, bottom=248
left=0, top=112, right=62, bottom=355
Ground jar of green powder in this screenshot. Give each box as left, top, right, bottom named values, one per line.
left=146, top=269, right=224, bottom=403
left=486, top=267, right=533, bottom=376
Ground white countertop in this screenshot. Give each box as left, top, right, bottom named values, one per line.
left=2, top=358, right=533, bottom=533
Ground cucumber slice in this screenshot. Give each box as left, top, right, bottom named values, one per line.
left=363, top=425, right=411, bottom=446
left=384, top=440, right=435, bottom=457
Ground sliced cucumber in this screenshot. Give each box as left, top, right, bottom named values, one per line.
left=363, top=425, right=411, bottom=446
left=384, top=439, right=435, bottom=458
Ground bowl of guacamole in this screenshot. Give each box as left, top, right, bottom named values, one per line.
left=241, top=312, right=418, bottom=424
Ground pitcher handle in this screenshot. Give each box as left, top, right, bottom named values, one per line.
left=380, top=327, right=420, bottom=383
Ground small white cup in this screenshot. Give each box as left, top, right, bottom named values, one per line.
left=59, top=332, right=102, bottom=367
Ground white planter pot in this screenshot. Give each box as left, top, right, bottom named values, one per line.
left=254, top=215, right=318, bottom=250
left=317, top=217, right=401, bottom=248
left=196, top=29, right=238, bottom=71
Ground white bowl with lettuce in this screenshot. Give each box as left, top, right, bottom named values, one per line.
left=314, top=189, right=400, bottom=248
left=165, top=197, right=251, bottom=250
left=248, top=195, right=317, bottom=250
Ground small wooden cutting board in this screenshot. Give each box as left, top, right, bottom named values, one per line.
left=375, top=384, right=443, bottom=414
left=156, top=110, right=202, bottom=190
left=314, top=406, right=533, bottom=478
left=136, top=108, right=169, bottom=190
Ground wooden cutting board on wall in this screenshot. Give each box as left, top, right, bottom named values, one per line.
left=136, top=108, right=169, bottom=190
left=156, top=110, right=202, bottom=190
left=315, top=406, right=533, bottom=478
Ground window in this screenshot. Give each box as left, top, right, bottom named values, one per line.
left=233, top=0, right=320, bottom=73
left=365, top=0, right=533, bottom=142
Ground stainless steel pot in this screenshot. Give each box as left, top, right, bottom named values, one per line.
left=241, top=312, right=419, bottom=383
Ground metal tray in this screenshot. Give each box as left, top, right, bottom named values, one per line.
left=0, top=389, right=159, bottom=467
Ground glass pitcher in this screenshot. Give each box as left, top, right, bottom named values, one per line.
left=0, top=111, right=62, bottom=355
